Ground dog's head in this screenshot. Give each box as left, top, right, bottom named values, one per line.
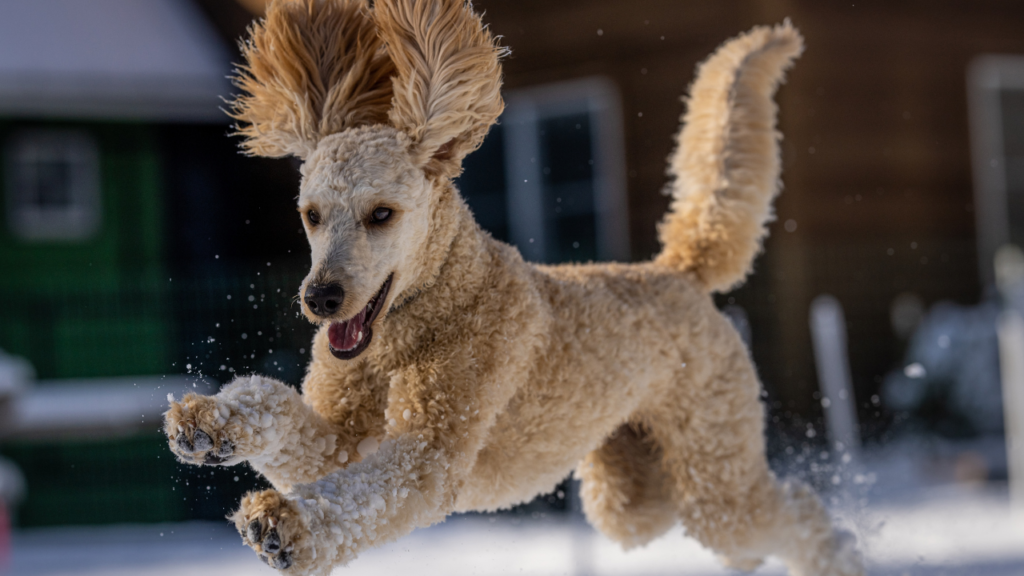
left=229, top=0, right=505, bottom=359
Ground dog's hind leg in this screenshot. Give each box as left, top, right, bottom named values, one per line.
left=640, top=350, right=863, bottom=576
left=577, top=421, right=677, bottom=548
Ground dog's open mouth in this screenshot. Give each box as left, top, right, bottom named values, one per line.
left=327, top=273, right=393, bottom=360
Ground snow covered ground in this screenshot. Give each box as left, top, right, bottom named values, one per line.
left=5, top=482, right=1023, bottom=576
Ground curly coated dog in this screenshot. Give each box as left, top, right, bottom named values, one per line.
left=164, top=1, right=863, bottom=574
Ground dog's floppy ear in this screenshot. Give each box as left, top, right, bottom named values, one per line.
left=374, top=0, right=507, bottom=179
left=229, top=0, right=395, bottom=159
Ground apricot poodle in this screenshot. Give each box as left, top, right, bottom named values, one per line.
left=164, top=1, right=863, bottom=575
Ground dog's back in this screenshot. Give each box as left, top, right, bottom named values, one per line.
left=456, top=258, right=739, bottom=512
left=457, top=21, right=805, bottom=511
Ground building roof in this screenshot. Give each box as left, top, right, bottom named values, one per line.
left=0, top=0, right=233, bottom=122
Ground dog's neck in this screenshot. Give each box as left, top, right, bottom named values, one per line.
left=373, top=181, right=496, bottom=364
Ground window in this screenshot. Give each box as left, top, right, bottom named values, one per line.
left=968, top=56, right=1024, bottom=286
left=4, top=130, right=101, bottom=241
left=458, top=77, right=628, bottom=263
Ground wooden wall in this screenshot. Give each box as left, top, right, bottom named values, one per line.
left=478, top=0, right=1024, bottom=431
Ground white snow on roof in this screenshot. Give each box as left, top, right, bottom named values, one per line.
left=0, top=375, right=216, bottom=440
left=0, top=0, right=234, bottom=122
left=0, top=349, right=33, bottom=399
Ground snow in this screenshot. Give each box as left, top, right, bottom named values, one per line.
left=903, top=362, right=926, bottom=378
left=6, top=484, right=1023, bottom=576
left=0, top=351, right=32, bottom=401
left=0, top=0, right=231, bottom=121
left=2, top=376, right=216, bottom=440
left=861, top=486, right=1023, bottom=571
left=356, top=436, right=380, bottom=458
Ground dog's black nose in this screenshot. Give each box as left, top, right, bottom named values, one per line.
left=305, top=283, right=344, bottom=317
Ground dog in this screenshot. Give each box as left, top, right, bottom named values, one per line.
left=164, top=1, right=863, bottom=574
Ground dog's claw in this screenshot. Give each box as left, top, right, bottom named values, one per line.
left=218, top=439, right=234, bottom=457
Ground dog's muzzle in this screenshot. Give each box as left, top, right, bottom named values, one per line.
left=327, top=273, right=393, bottom=360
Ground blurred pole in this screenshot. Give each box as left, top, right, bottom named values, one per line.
left=0, top=500, right=8, bottom=572
left=0, top=456, right=23, bottom=568
left=810, top=295, right=861, bottom=461
left=995, top=245, right=1024, bottom=516
left=997, top=311, right=1024, bottom=515
left=567, top=477, right=593, bottom=576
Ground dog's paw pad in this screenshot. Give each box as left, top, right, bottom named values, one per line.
left=169, top=426, right=233, bottom=465
left=235, top=490, right=307, bottom=572
left=165, top=396, right=236, bottom=466
left=263, top=528, right=282, bottom=554
left=247, top=518, right=262, bottom=543
left=243, top=518, right=294, bottom=569
left=218, top=439, right=234, bottom=457
left=193, top=429, right=214, bottom=452
left=175, top=432, right=194, bottom=453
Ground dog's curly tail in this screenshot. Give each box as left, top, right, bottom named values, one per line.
left=655, top=21, right=803, bottom=293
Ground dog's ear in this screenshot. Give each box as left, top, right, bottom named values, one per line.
left=228, top=0, right=395, bottom=159
left=374, top=0, right=507, bottom=179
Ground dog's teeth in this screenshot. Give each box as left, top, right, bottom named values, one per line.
left=357, top=330, right=363, bottom=340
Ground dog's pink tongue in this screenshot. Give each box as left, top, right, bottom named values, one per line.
left=328, top=316, right=365, bottom=351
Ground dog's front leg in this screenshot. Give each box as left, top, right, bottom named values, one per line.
left=164, top=374, right=352, bottom=489
left=231, top=433, right=449, bottom=573
left=229, top=357, right=502, bottom=574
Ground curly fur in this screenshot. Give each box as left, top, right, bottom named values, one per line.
left=166, top=2, right=863, bottom=575
left=375, top=0, right=507, bottom=178
left=657, top=20, right=803, bottom=293
left=229, top=0, right=396, bottom=158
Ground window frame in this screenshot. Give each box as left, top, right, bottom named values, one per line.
left=501, top=77, right=629, bottom=263
left=4, top=129, right=101, bottom=242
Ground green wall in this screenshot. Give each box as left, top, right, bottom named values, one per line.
left=1, top=434, right=186, bottom=526
left=0, top=121, right=170, bottom=378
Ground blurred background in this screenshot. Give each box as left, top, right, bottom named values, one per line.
left=1, top=0, right=1024, bottom=574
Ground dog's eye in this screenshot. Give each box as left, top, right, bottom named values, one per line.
left=370, top=207, right=392, bottom=223
left=307, top=210, right=321, bottom=226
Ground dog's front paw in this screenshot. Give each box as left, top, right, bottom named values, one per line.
left=233, top=489, right=313, bottom=572
left=164, top=393, right=242, bottom=465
